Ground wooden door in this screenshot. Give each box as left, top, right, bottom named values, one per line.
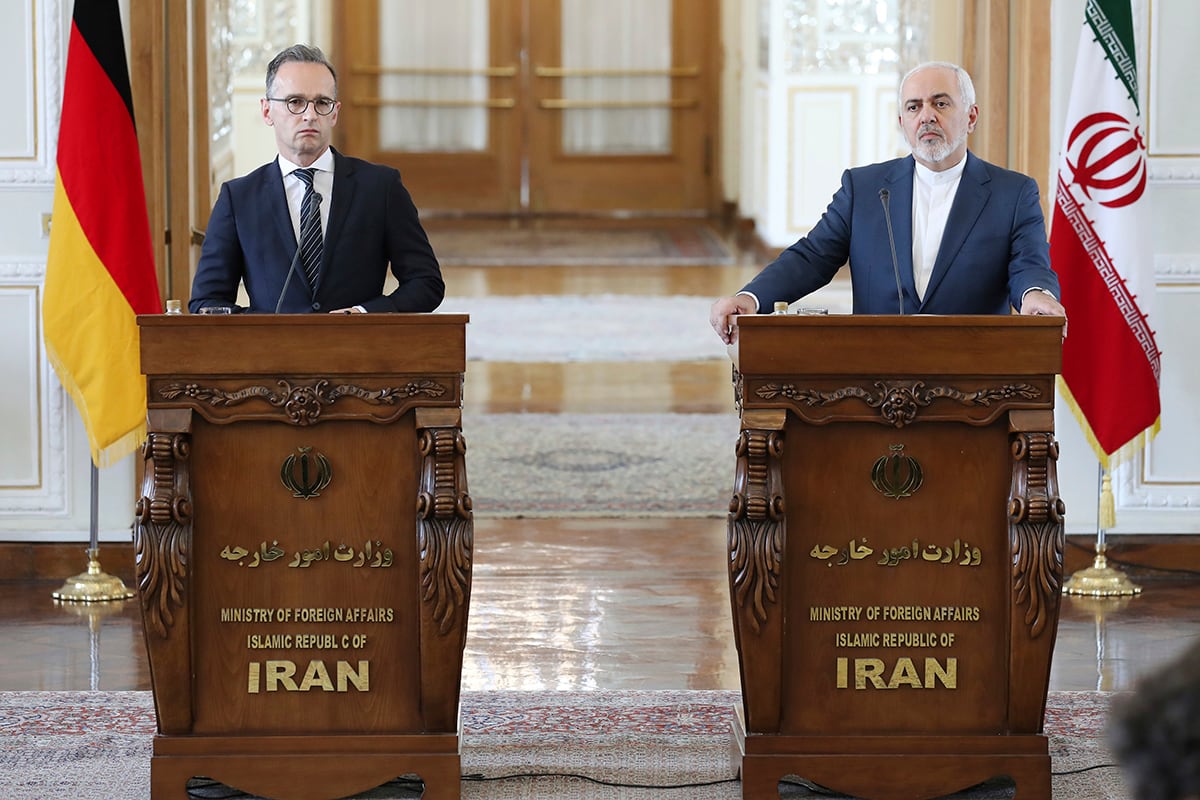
left=336, top=0, right=524, bottom=213
left=334, top=0, right=718, bottom=215
left=525, top=0, right=717, bottom=214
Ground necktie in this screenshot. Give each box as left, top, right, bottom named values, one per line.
left=293, top=168, right=323, bottom=290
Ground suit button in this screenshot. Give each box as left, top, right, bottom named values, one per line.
left=312, top=302, right=321, bottom=311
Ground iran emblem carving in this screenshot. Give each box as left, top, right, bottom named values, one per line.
left=871, top=444, right=923, bottom=500
left=281, top=446, right=333, bottom=499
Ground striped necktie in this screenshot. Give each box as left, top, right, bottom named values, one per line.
left=293, top=168, right=323, bottom=289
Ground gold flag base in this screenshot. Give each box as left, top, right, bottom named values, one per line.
left=1063, top=545, right=1141, bottom=597
left=51, top=548, right=136, bottom=603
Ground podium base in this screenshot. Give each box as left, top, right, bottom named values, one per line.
left=732, top=709, right=1051, bottom=800
left=152, top=733, right=461, bottom=800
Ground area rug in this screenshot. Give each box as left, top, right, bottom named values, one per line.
left=427, top=226, right=735, bottom=267
left=463, top=413, right=740, bottom=517
left=0, top=690, right=1127, bottom=799
left=438, top=295, right=729, bottom=362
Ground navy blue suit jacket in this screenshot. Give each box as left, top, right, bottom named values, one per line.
left=742, top=152, right=1059, bottom=315
left=189, top=149, right=444, bottom=313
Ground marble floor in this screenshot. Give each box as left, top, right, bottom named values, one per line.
left=1, top=222, right=1196, bottom=695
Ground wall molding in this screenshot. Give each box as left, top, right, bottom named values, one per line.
left=1157, top=253, right=1200, bottom=282
left=1149, top=159, right=1200, bottom=182
left=0, top=260, right=68, bottom=516
left=0, top=0, right=62, bottom=186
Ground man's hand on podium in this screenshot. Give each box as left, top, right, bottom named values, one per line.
left=1019, top=289, right=1068, bottom=338
left=710, top=294, right=757, bottom=345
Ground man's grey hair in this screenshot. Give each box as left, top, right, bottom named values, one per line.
left=265, top=44, right=338, bottom=96
left=898, top=61, right=976, bottom=110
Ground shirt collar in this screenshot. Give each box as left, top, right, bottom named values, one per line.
left=914, top=153, right=967, bottom=186
left=278, top=148, right=335, bottom=177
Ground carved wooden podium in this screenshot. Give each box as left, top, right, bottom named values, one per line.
left=726, top=315, right=1065, bottom=800
left=134, top=314, right=472, bottom=800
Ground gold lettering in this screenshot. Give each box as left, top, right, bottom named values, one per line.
left=835, top=632, right=880, bottom=647
left=265, top=660, right=299, bottom=691
left=925, top=657, right=957, bottom=688
left=855, top=659, right=887, bottom=689
left=221, top=608, right=275, bottom=623
left=887, top=658, right=923, bottom=689
left=837, top=656, right=958, bottom=690
left=809, top=606, right=863, bottom=622
left=248, top=659, right=371, bottom=692
left=299, top=660, right=335, bottom=691
left=338, top=660, right=370, bottom=692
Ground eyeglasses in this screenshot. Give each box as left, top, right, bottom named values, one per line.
left=267, top=96, right=337, bottom=116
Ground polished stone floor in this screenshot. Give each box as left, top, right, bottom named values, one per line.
left=1, top=533, right=1196, bottom=693
left=2, top=225, right=1196, bottom=694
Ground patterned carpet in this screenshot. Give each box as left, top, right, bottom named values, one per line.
left=427, top=225, right=735, bottom=266
left=464, top=412, right=740, bottom=517
left=0, top=690, right=1127, bottom=799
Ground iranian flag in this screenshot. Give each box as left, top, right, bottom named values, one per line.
left=1052, top=0, right=1161, bottom=469
left=43, top=0, right=162, bottom=467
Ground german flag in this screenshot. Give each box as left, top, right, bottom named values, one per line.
left=44, top=1, right=161, bottom=467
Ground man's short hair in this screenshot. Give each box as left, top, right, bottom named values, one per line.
left=898, top=61, right=976, bottom=110
left=265, top=44, right=338, bottom=97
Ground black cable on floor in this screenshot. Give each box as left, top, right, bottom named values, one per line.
left=185, top=773, right=739, bottom=797
left=1054, top=762, right=1121, bottom=776
left=186, top=763, right=1122, bottom=798
left=462, top=771, right=740, bottom=789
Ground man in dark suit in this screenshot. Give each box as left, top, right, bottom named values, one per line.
left=710, top=61, right=1066, bottom=343
left=189, top=44, right=443, bottom=314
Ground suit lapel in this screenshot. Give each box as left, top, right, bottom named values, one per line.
left=921, top=153, right=990, bottom=305
left=883, top=158, right=918, bottom=306
left=322, top=149, right=355, bottom=285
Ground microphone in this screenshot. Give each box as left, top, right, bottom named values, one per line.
left=274, top=192, right=322, bottom=314
left=879, top=188, right=904, bottom=315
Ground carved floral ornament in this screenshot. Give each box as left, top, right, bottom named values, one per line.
left=754, top=380, right=1042, bottom=427
left=157, top=378, right=448, bottom=425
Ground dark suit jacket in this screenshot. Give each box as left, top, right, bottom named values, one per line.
left=189, top=149, right=444, bottom=313
left=742, top=152, right=1059, bottom=315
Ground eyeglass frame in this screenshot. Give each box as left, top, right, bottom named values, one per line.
left=266, top=95, right=338, bottom=116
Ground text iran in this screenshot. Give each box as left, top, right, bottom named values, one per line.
left=247, top=659, right=370, bottom=693
left=836, top=657, right=957, bottom=689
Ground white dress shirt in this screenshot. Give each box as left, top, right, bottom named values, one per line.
left=911, top=154, right=966, bottom=300
left=278, top=149, right=335, bottom=240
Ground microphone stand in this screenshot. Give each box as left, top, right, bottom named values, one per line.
left=52, top=462, right=135, bottom=603
left=879, top=188, right=905, bottom=314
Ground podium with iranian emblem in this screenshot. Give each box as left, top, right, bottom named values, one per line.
left=134, top=314, right=471, bottom=800
left=725, top=314, right=1065, bottom=800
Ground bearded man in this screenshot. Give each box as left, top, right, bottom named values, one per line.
left=710, top=61, right=1065, bottom=343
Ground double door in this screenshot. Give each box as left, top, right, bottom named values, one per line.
left=335, top=0, right=719, bottom=215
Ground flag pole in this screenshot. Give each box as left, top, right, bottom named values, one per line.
left=1063, top=462, right=1141, bottom=596
left=52, top=463, right=135, bottom=603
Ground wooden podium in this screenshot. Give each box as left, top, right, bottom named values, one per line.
left=726, top=315, right=1066, bottom=800
left=134, top=314, right=472, bottom=800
